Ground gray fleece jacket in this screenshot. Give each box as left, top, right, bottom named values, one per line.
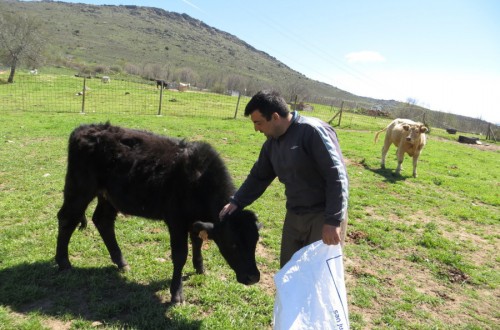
left=231, top=111, right=349, bottom=226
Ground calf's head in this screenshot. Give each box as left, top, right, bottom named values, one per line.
left=403, top=124, right=428, bottom=143
left=193, top=210, right=261, bottom=285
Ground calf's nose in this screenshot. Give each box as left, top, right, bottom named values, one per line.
left=238, top=271, right=260, bottom=285
left=246, top=273, right=260, bottom=285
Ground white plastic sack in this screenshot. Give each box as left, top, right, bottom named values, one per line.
left=273, top=241, right=349, bottom=330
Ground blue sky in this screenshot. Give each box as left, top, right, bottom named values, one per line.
left=48, top=0, right=500, bottom=123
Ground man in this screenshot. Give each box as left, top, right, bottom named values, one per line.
left=220, top=90, right=349, bottom=268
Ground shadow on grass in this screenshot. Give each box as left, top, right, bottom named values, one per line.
left=0, top=261, right=201, bottom=329
left=360, top=158, right=407, bottom=183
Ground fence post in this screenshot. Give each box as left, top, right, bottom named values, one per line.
left=487, top=124, right=497, bottom=142
left=338, top=101, right=343, bottom=126
left=328, top=101, right=344, bottom=126
left=158, top=86, right=164, bottom=115
left=81, top=78, right=86, bottom=114
left=234, top=93, right=241, bottom=119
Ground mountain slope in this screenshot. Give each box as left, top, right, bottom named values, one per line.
left=1, top=1, right=356, bottom=98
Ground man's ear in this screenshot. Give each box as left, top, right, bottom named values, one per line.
left=193, top=221, right=215, bottom=241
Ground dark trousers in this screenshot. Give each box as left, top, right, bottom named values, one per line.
left=280, top=210, right=324, bottom=268
left=279, top=210, right=348, bottom=268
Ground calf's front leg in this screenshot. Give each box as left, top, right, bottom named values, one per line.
left=395, top=147, right=406, bottom=175
left=190, top=231, right=205, bottom=274
left=412, top=152, right=421, bottom=178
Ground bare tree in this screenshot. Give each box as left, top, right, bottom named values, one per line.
left=226, top=74, right=244, bottom=92
left=406, top=97, right=418, bottom=106
left=0, top=12, right=45, bottom=83
left=177, top=67, right=198, bottom=83
left=284, top=79, right=309, bottom=103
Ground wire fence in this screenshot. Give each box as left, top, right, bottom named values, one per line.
left=1, top=72, right=349, bottom=124
left=1, top=72, right=255, bottom=118
left=1, top=71, right=498, bottom=140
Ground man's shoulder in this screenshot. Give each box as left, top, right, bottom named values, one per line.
left=295, top=114, right=331, bottom=131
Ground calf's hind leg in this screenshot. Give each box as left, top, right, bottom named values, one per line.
left=56, top=193, right=94, bottom=271
left=92, top=196, right=128, bottom=269
left=380, top=135, right=392, bottom=169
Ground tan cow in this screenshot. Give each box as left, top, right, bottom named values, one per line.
left=374, top=118, right=428, bottom=177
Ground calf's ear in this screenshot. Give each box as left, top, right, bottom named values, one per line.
left=193, top=221, right=214, bottom=240
left=420, top=126, right=428, bottom=133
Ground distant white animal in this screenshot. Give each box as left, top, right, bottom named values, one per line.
left=101, top=76, right=111, bottom=83
left=374, top=118, right=428, bottom=178
left=76, top=86, right=91, bottom=96
left=29, top=69, right=38, bottom=75
left=178, top=82, right=190, bottom=92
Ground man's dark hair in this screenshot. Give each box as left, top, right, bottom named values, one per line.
left=244, top=90, right=290, bottom=120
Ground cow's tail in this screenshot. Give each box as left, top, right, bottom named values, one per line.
left=78, top=216, right=88, bottom=230
left=374, top=127, right=387, bottom=143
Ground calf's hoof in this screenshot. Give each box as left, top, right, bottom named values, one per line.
left=55, top=258, right=72, bottom=272
left=170, top=294, right=184, bottom=305
left=118, top=264, right=131, bottom=272
left=57, top=265, right=72, bottom=273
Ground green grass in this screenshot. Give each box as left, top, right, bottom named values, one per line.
left=1, top=103, right=499, bottom=329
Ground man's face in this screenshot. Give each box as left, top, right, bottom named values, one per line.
left=250, top=110, right=277, bottom=139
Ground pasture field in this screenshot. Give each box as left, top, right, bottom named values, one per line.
left=0, top=109, right=498, bottom=329
left=0, top=71, right=252, bottom=118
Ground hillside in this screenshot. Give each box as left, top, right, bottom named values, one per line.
left=1, top=0, right=363, bottom=100
left=0, top=0, right=498, bottom=135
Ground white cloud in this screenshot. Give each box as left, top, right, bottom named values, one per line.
left=345, top=51, right=386, bottom=64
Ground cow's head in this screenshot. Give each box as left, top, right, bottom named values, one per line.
left=403, top=124, right=428, bottom=143
left=193, top=210, right=261, bottom=285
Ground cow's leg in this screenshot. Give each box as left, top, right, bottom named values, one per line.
left=190, top=231, right=205, bottom=274
left=92, top=196, right=128, bottom=269
left=412, top=152, right=421, bottom=178
left=168, top=224, right=189, bottom=303
left=395, top=146, right=405, bottom=175
left=380, top=139, right=391, bottom=169
left=56, top=191, right=94, bottom=271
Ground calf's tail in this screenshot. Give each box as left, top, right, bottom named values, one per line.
left=79, top=216, right=88, bottom=230
left=374, top=127, right=387, bottom=144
